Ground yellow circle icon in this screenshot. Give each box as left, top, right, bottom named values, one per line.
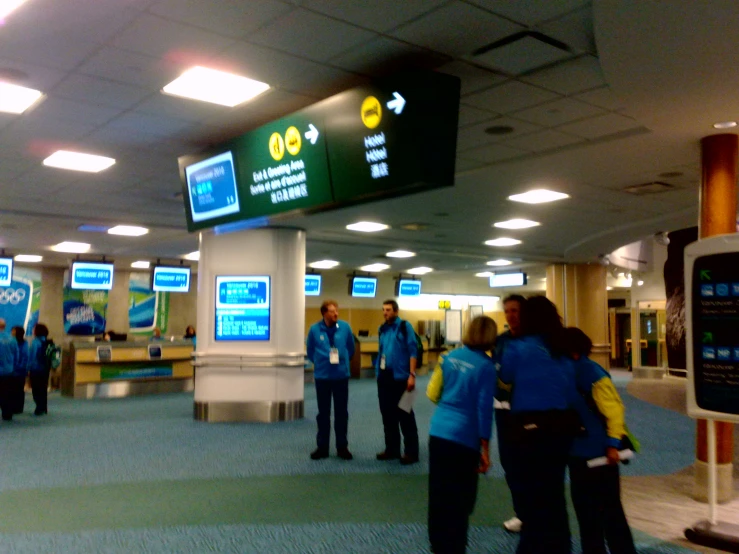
left=361, top=96, right=382, bottom=129
left=284, top=126, right=302, bottom=156
left=269, top=132, right=285, bottom=161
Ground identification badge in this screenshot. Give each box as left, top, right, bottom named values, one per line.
left=380, top=355, right=386, bottom=370
left=329, top=348, right=339, bottom=365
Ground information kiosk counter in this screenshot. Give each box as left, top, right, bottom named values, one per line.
left=62, top=340, right=195, bottom=399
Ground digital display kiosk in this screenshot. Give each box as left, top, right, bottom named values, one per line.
left=151, top=265, right=191, bottom=293
left=305, top=274, right=321, bottom=296
left=489, top=272, right=527, bottom=288
left=350, top=276, right=377, bottom=298
left=0, top=257, right=12, bottom=287
left=185, top=151, right=240, bottom=224
left=214, top=275, right=270, bottom=341
left=71, top=262, right=114, bottom=291
left=396, top=279, right=421, bottom=297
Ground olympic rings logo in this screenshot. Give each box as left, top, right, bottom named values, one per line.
left=0, top=288, right=26, bottom=305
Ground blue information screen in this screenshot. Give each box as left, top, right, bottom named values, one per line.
left=0, top=258, right=12, bottom=287
left=398, top=279, right=421, bottom=297
left=215, top=275, right=270, bottom=341
left=351, top=277, right=377, bottom=298
left=305, top=274, right=321, bottom=296
left=185, top=151, right=240, bottom=223
left=152, top=266, right=191, bottom=293
left=71, top=262, right=114, bottom=290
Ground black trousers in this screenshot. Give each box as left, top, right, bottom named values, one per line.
left=428, top=436, right=480, bottom=554
left=0, top=374, right=14, bottom=420
left=12, top=375, right=25, bottom=414
left=315, top=378, right=349, bottom=450
left=508, top=431, right=572, bottom=554
left=30, top=370, right=49, bottom=414
left=569, top=459, right=637, bottom=554
left=496, top=409, right=523, bottom=519
left=377, top=369, right=418, bottom=457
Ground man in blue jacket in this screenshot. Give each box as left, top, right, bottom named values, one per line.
left=376, top=300, right=419, bottom=465
left=0, top=318, right=19, bottom=421
left=306, top=300, right=356, bottom=461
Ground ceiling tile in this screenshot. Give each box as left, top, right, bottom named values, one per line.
left=458, top=104, right=499, bottom=127
left=504, top=129, right=583, bottom=152
left=572, top=86, right=627, bottom=111
left=329, top=37, right=448, bottom=76
left=135, top=93, right=233, bottom=123
left=520, top=56, right=606, bottom=95
left=0, top=118, right=98, bottom=151
left=438, top=61, right=508, bottom=95
left=52, top=74, right=153, bottom=110
left=30, top=97, right=122, bottom=127
left=457, top=116, right=542, bottom=152
left=106, top=112, right=195, bottom=139
left=536, top=4, right=595, bottom=54
left=302, top=0, right=447, bottom=32
left=249, top=9, right=377, bottom=62
left=455, top=157, right=488, bottom=173
left=0, top=58, right=67, bottom=91
left=391, top=1, right=523, bottom=57
left=466, top=0, right=588, bottom=26
left=463, top=80, right=559, bottom=113
left=458, top=143, right=529, bottom=164
left=78, top=47, right=181, bottom=89
left=557, top=113, right=643, bottom=139
left=0, top=36, right=100, bottom=72
left=512, top=97, right=606, bottom=127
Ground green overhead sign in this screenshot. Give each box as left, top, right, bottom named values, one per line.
left=179, top=71, right=461, bottom=232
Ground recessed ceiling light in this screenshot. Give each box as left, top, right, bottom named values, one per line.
left=360, top=263, right=390, bottom=272
left=346, top=221, right=389, bottom=233
left=43, top=150, right=115, bottom=173
left=309, top=260, right=339, bottom=269
left=14, top=254, right=42, bottom=263
left=485, top=238, right=522, bottom=247
left=494, top=219, right=540, bottom=229
left=0, top=0, right=28, bottom=19
left=0, top=82, right=43, bottom=114
left=484, top=125, right=514, bottom=135
left=162, top=66, right=270, bottom=107
left=386, top=250, right=416, bottom=258
left=508, top=189, right=569, bottom=204
left=183, top=251, right=200, bottom=261
left=486, top=259, right=513, bottom=266
left=108, top=225, right=149, bottom=237
left=606, top=286, right=613, bottom=291
left=131, top=261, right=151, bottom=269
left=476, top=271, right=495, bottom=277
left=51, top=241, right=90, bottom=253
left=407, top=266, right=433, bottom=275
left=713, top=121, right=737, bottom=129
left=77, top=224, right=110, bottom=233
left=637, top=280, right=644, bottom=286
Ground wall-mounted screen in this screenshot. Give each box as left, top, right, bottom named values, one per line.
left=350, top=276, right=377, bottom=298
left=305, top=274, right=322, bottom=296
left=148, top=343, right=162, bottom=360
left=396, top=279, right=421, bottom=297
left=489, top=272, right=527, bottom=288
left=71, top=261, right=114, bottom=290
left=0, top=257, right=12, bottom=287
left=215, top=275, right=270, bottom=341
left=151, top=265, right=191, bottom=293
left=185, top=151, right=240, bottom=224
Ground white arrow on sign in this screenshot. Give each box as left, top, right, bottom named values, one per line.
left=387, top=92, right=406, bottom=115
left=305, top=123, right=319, bottom=145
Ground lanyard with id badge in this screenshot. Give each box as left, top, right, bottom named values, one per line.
left=327, top=325, right=339, bottom=365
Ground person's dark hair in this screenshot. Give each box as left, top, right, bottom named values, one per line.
left=463, top=316, right=497, bottom=351
left=520, top=295, right=567, bottom=357
left=383, top=299, right=399, bottom=312
left=503, top=294, right=526, bottom=307
left=184, top=325, right=196, bottom=339
left=11, top=325, right=24, bottom=345
left=565, top=327, right=593, bottom=357
left=320, top=300, right=338, bottom=315
left=34, top=323, right=49, bottom=339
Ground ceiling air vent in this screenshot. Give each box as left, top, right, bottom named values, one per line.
left=622, top=181, right=675, bottom=195
left=471, top=31, right=571, bottom=75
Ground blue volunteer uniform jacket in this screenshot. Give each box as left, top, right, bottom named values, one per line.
left=427, top=346, right=497, bottom=451
left=306, top=320, right=355, bottom=380
left=0, top=331, right=18, bottom=376
left=28, top=337, right=48, bottom=373
left=14, top=340, right=29, bottom=377
left=375, top=318, right=418, bottom=380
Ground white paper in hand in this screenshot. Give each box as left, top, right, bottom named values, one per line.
left=398, top=389, right=417, bottom=413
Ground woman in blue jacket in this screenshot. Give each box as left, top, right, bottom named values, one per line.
left=426, top=315, right=497, bottom=554
left=27, top=323, right=50, bottom=416
left=10, top=326, right=28, bottom=414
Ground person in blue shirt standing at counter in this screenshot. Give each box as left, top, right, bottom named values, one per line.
left=11, top=326, right=29, bottom=414
left=375, top=299, right=419, bottom=465
left=306, top=300, right=356, bottom=461
left=426, top=315, right=498, bottom=554
left=0, top=318, right=19, bottom=421
left=27, top=323, right=51, bottom=416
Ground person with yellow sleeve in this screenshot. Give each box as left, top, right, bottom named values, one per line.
left=566, top=327, right=637, bottom=554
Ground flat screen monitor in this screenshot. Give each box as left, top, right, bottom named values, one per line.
left=96, top=345, right=112, bottom=362
left=215, top=275, right=270, bottom=341
left=185, top=151, right=240, bottom=223
left=151, top=265, right=191, bottom=293
left=489, top=272, right=527, bottom=288
left=396, top=279, right=421, bottom=297
left=0, top=257, right=12, bottom=287
left=350, top=276, right=377, bottom=298
left=148, top=343, right=162, bottom=360
left=70, top=261, right=114, bottom=290
left=305, top=274, right=322, bottom=296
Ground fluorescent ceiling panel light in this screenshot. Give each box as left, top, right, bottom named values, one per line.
left=131, top=261, right=150, bottom=269
left=637, top=280, right=644, bottom=286
left=494, top=219, right=540, bottom=229
left=0, top=0, right=28, bottom=19
left=714, top=121, right=737, bottom=129
left=360, top=263, right=390, bottom=272
left=309, top=260, right=339, bottom=269
left=346, top=221, right=389, bottom=233
left=51, top=241, right=90, bottom=253
left=487, top=259, right=513, bottom=267
left=508, top=189, right=569, bottom=204
left=386, top=250, right=416, bottom=258
left=0, top=82, right=43, bottom=114
left=43, top=150, right=115, bottom=173
left=162, top=66, right=270, bottom=107
left=407, top=266, right=433, bottom=275
left=476, top=271, right=495, bottom=277
left=183, top=251, right=200, bottom=261
left=606, top=286, right=613, bottom=291
left=14, top=254, right=42, bottom=263
left=485, top=237, right=522, bottom=247
left=108, top=225, right=149, bottom=237
left=77, top=224, right=110, bottom=233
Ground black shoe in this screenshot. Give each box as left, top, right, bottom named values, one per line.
left=337, top=447, right=353, bottom=461
left=310, top=448, right=329, bottom=460
left=376, top=450, right=400, bottom=461
left=400, top=454, right=419, bottom=465
left=34, top=410, right=46, bottom=416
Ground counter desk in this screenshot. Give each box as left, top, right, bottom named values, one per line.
left=62, top=340, right=195, bottom=399
left=357, top=336, right=433, bottom=374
